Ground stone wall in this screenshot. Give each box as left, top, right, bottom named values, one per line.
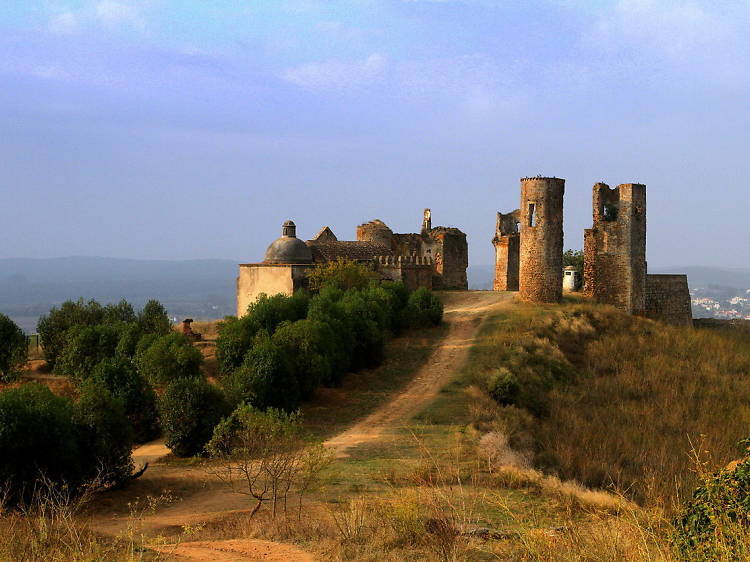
left=236, top=263, right=312, bottom=317
left=376, top=256, right=433, bottom=290
left=584, top=183, right=646, bottom=314
left=493, top=209, right=520, bottom=291
left=519, top=177, right=565, bottom=303
left=356, top=219, right=394, bottom=246
left=430, top=228, right=468, bottom=289
left=645, top=274, right=693, bottom=326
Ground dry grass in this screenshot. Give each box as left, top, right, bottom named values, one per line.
left=465, top=302, right=750, bottom=507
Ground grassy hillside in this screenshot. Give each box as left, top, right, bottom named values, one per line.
left=6, top=293, right=750, bottom=560
left=464, top=297, right=750, bottom=507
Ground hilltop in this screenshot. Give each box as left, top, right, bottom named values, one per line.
left=5, top=290, right=749, bottom=560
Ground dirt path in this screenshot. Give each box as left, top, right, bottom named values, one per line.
left=324, top=290, right=510, bottom=456
left=88, top=291, right=510, bottom=559
left=150, top=539, right=314, bottom=561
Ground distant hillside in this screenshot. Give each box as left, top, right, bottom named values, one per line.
left=0, top=257, right=238, bottom=333
left=467, top=265, right=494, bottom=290
left=649, top=266, right=750, bottom=290
left=469, top=264, right=750, bottom=292
left=3, top=258, right=748, bottom=333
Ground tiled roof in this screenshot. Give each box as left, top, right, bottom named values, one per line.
left=306, top=241, right=392, bottom=262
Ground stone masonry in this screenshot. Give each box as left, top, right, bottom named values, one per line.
left=519, top=177, right=565, bottom=303
left=492, top=209, right=520, bottom=291
left=645, top=274, right=693, bottom=326
left=583, top=183, right=647, bottom=315
left=357, top=210, right=468, bottom=290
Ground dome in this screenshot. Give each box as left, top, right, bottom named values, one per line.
left=263, top=220, right=313, bottom=264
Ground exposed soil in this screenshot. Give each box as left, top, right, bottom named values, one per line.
left=150, top=539, right=314, bottom=561
left=88, top=291, right=510, bottom=560
left=324, top=291, right=511, bottom=456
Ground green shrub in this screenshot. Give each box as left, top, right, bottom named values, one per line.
left=216, top=316, right=259, bottom=375
left=114, top=323, right=143, bottom=359
left=674, top=453, right=750, bottom=559
left=90, top=358, right=159, bottom=443
left=407, top=287, right=443, bottom=327
left=0, top=384, right=82, bottom=505
left=73, top=380, right=134, bottom=485
left=0, top=313, right=27, bottom=382
left=379, top=281, right=411, bottom=333
left=307, top=258, right=378, bottom=292
left=136, top=332, right=203, bottom=385
left=225, top=332, right=301, bottom=411
left=56, top=324, right=122, bottom=380
left=246, top=292, right=309, bottom=333
left=159, top=377, right=231, bottom=457
left=37, top=299, right=105, bottom=369
left=0, top=383, right=134, bottom=506
left=272, top=319, right=334, bottom=398
left=339, top=290, right=385, bottom=369
left=138, top=299, right=171, bottom=336
left=487, top=367, right=520, bottom=406
left=103, top=299, right=137, bottom=324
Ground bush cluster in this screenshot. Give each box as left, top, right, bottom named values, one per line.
left=0, top=383, right=134, bottom=506
left=674, top=450, right=750, bottom=559
left=0, top=313, right=27, bottom=382
left=216, top=263, right=443, bottom=414
left=4, top=264, right=444, bottom=468
left=34, top=298, right=193, bottom=445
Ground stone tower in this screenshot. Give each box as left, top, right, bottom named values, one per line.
left=356, top=219, right=394, bottom=247
left=583, top=183, right=646, bottom=315
left=519, top=177, right=565, bottom=303
left=492, top=209, right=520, bottom=291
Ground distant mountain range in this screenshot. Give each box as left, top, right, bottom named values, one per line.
left=2, top=257, right=748, bottom=333
left=0, top=257, right=238, bottom=333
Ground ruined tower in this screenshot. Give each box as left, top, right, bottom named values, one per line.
left=519, top=177, right=565, bottom=303
left=492, top=209, right=520, bottom=291
left=583, top=183, right=646, bottom=315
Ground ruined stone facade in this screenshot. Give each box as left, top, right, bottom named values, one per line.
left=518, top=177, right=565, bottom=303
left=356, top=210, right=468, bottom=290
left=645, top=274, right=693, bottom=326
left=583, top=183, right=647, bottom=315
left=237, top=211, right=467, bottom=316
left=492, top=210, right=520, bottom=291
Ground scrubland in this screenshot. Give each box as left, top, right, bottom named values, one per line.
left=4, top=292, right=750, bottom=561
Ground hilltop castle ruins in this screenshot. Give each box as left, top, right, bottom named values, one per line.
left=236, top=176, right=691, bottom=326
left=493, top=177, right=692, bottom=325
left=236, top=211, right=468, bottom=316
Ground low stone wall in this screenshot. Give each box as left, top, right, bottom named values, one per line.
left=645, top=274, right=693, bottom=326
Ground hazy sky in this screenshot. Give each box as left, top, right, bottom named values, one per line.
left=1, top=0, right=749, bottom=268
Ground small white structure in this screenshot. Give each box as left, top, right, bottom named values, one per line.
left=562, top=266, right=581, bottom=292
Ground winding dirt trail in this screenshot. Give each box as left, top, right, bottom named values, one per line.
left=89, top=291, right=510, bottom=560
left=324, top=291, right=510, bottom=456
left=150, top=539, right=314, bottom=561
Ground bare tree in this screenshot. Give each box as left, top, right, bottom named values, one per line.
left=205, top=406, right=332, bottom=519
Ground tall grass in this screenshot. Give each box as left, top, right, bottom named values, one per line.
left=465, top=302, right=750, bottom=506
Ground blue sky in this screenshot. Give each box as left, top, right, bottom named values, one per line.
left=1, top=0, right=749, bottom=267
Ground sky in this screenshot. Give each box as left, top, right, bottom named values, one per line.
left=1, top=0, right=749, bottom=268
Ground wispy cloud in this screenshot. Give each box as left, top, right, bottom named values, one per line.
left=281, top=53, right=388, bottom=89
left=48, top=11, right=79, bottom=35
left=587, top=0, right=729, bottom=58
left=95, top=1, right=146, bottom=29
left=47, top=1, right=148, bottom=35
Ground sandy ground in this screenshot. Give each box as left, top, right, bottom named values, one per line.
left=324, top=290, right=511, bottom=456
left=89, top=291, right=511, bottom=560
left=150, top=539, right=314, bottom=561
